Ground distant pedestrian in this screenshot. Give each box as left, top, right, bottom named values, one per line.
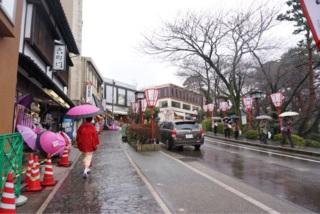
left=259, top=119, right=268, bottom=144
left=212, top=120, right=218, bottom=135
left=233, top=121, right=240, bottom=140
left=280, top=118, right=294, bottom=148
left=76, top=117, right=100, bottom=178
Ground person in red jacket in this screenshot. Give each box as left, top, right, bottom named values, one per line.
left=76, top=117, right=100, bottom=178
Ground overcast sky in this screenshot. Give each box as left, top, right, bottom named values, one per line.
left=82, top=0, right=301, bottom=89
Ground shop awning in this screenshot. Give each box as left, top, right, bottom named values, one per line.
left=19, top=54, right=75, bottom=108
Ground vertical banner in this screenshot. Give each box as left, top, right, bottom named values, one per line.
left=86, top=84, right=93, bottom=104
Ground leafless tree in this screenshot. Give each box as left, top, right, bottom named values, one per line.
left=143, top=7, right=277, bottom=117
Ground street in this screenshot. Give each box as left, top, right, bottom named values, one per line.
left=43, top=131, right=317, bottom=213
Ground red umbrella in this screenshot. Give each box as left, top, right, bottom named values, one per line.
left=66, top=104, right=103, bottom=119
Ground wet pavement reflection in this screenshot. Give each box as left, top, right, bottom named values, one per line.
left=168, top=139, right=320, bottom=213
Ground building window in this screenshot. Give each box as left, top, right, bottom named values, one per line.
left=127, top=90, right=135, bottom=106
left=183, top=104, right=191, bottom=110
left=192, top=106, right=199, bottom=111
left=106, top=85, right=113, bottom=103
left=159, top=101, right=168, bottom=108
left=117, top=88, right=126, bottom=105
left=171, top=101, right=181, bottom=109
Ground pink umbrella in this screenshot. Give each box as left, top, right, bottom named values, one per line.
left=40, top=131, right=66, bottom=156
left=66, top=104, right=103, bottom=119
left=17, top=125, right=37, bottom=150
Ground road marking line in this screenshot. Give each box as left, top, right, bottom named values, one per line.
left=124, top=150, right=172, bottom=214
left=206, top=138, right=320, bottom=163
left=160, top=151, right=280, bottom=214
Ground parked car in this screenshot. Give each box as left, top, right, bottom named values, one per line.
left=159, top=120, right=204, bottom=150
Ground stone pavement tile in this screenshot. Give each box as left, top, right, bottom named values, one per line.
left=44, top=131, right=163, bottom=214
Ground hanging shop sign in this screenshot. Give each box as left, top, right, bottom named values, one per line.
left=300, top=0, right=320, bottom=48
left=53, top=45, right=66, bottom=71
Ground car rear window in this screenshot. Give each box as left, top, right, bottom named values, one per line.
left=175, top=122, right=200, bottom=130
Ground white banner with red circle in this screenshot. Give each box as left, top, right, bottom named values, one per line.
left=270, top=92, right=285, bottom=108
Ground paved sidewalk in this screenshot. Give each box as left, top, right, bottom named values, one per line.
left=43, top=131, right=163, bottom=214
left=205, top=132, right=320, bottom=157
left=17, top=146, right=81, bottom=213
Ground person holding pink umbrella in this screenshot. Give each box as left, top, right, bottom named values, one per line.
left=76, top=117, right=100, bottom=178
left=66, top=104, right=102, bottom=178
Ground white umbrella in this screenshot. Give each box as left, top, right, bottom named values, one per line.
left=279, top=111, right=299, bottom=117
left=256, top=115, right=273, bottom=120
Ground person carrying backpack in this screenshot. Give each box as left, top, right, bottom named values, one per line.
left=76, top=117, right=100, bottom=178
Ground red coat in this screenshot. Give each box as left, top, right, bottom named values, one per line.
left=76, top=122, right=100, bottom=152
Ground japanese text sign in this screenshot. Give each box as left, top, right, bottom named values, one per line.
left=53, top=45, right=66, bottom=70
left=242, top=96, right=253, bottom=111
left=270, top=92, right=285, bottom=108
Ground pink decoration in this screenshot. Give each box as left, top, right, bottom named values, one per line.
left=40, top=131, right=66, bottom=156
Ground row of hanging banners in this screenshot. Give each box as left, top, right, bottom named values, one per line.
left=203, top=92, right=285, bottom=127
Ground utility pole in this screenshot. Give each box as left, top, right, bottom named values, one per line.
left=111, top=80, right=115, bottom=120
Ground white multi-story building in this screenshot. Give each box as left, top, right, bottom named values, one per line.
left=147, top=84, right=204, bottom=121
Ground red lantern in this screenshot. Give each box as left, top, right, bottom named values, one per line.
left=242, top=96, right=253, bottom=111
left=141, top=99, right=148, bottom=112
left=270, top=93, right=284, bottom=108
left=144, top=88, right=159, bottom=107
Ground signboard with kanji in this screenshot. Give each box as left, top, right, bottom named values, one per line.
left=53, top=45, right=66, bottom=70
left=300, top=0, right=320, bottom=48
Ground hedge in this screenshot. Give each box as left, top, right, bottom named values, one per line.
left=273, top=133, right=306, bottom=147
left=305, top=139, right=320, bottom=148
left=244, top=129, right=259, bottom=140
left=202, top=119, right=212, bottom=132
left=127, top=124, right=159, bottom=144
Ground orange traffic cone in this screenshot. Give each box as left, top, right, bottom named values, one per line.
left=0, top=172, right=16, bottom=214
left=27, top=155, right=42, bottom=192
left=41, top=155, right=57, bottom=186
left=58, top=146, right=72, bottom=167
left=25, top=153, right=34, bottom=185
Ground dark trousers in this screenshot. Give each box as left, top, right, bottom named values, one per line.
left=260, top=133, right=267, bottom=144
left=234, top=130, right=239, bottom=139
left=224, top=129, right=231, bottom=138
left=213, top=126, right=218, bottom=135
left=281, top=132, right=294, bottom=148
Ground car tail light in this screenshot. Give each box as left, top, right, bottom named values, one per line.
left=171, top=130, right=177, bottom=139
left=200, top=129, right=205, bottom=138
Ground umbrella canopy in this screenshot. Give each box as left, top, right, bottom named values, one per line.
left=279, top=111, right=299, bottom=117
left=17, top=125, right=37, bottom=150
left=40, top=131, right=66, bottom=156
left=256, top=115, right=273, bottom=120
left=66, top=104, right=103, bottom=119
left=17, top=94, right=33, bottom=108
left=223, top=117, right=230, bottom=121
left=212, top=116, right=222, bottom=120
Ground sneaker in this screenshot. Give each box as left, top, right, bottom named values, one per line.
left=83, top=172, right=88, bottom=179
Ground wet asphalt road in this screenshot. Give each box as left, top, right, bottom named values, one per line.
left=169, top=137, right=320, bottom=213
left=44, top=131, right=162, bottom=214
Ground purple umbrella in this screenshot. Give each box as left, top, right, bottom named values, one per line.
left=17, top=94, right=33, bottom=108
left=66, top=104, right=103, bottom=119
left=17, top=125, right=37, bottom=150
left=40, top=131, right=66, bottom=156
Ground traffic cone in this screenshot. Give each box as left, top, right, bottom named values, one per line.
left=41, top=155, right=57, bottom=186
left=0, top=172, right=16, bottom=214
left=58, top=146, right=72, bottom=167
left=27, top=155, right=42, bottom=192
left=25, top=153, right=34, bottom=185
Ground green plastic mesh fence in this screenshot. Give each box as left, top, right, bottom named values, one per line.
left=0, top=133, right=23, bottom=197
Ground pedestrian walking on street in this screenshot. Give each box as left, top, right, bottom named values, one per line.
left=280, top=118, right=294, bottom=148
left=259, top=119, right=269, bottom=144
left=233, top=121, right=240, bottom=140
left=212, top=120, right=218, bottom=135
left=76, top=117, right=100, bottom=178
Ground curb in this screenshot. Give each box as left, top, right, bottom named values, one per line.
left=205, top=134, right=320, bottom=158
left=36, top=150, right=81, bottom=214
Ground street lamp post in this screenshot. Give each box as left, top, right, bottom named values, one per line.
left=145, top=88, right=159, bottom=142
left=111, top=80, right=115, bottom=120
